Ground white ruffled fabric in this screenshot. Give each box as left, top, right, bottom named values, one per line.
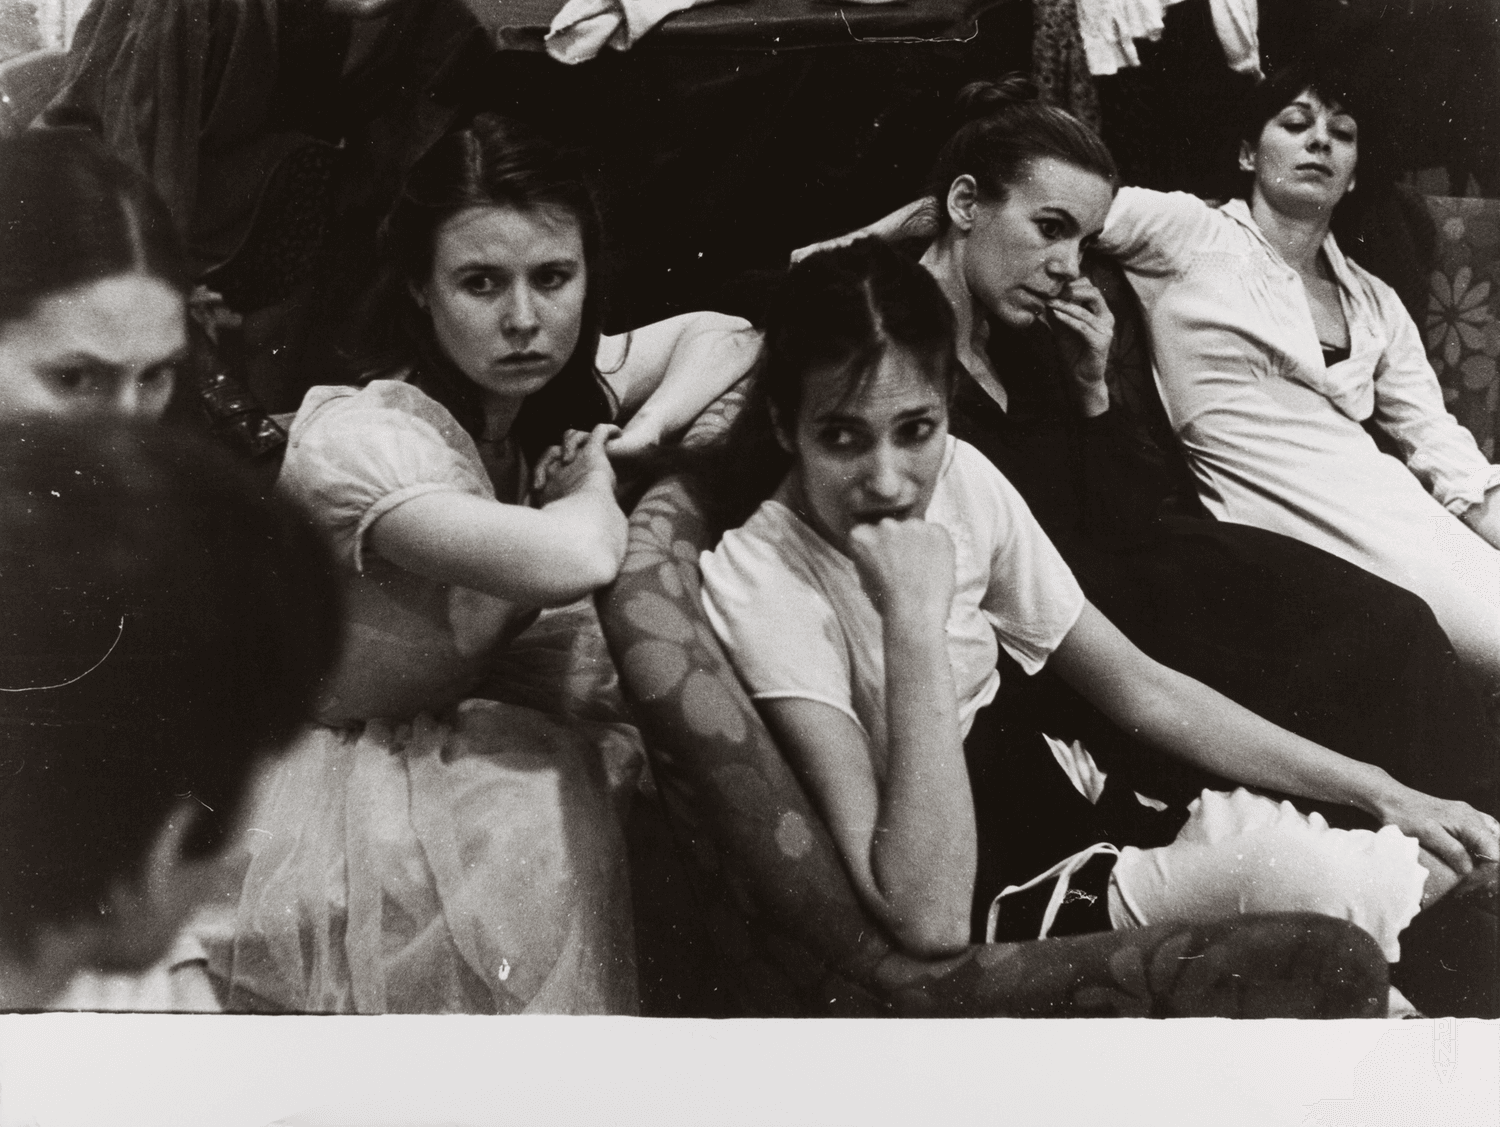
left=1110, top=788, right=1428, bottom=962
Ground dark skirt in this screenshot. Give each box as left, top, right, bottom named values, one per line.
left=1044, top=513, right=1500, bottom=825
left=962, top=698, right=1182, bottom=945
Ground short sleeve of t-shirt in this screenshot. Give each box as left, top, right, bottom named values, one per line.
left=943, top=441, right=1085, bottom=673
left=699, top=508, right=864, bottom=730
left=278, top=380, right=493, bottom=572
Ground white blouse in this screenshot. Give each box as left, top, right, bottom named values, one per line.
left=1100, top=188, right=1500, bottom=669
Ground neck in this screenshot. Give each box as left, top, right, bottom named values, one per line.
left=921, top=232, right=1009, bottom=411
left=480, top=393, right=524, bottom=444
left=1248, top=191, right=1334, bottom=277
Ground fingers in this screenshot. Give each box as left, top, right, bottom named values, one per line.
left=1059, top=277, right=1106, bottom=312
left=790, top=235, right=854, bottom=265
left=1048, top=293, right=1112, bottom=334
left=1453, top=807, right=1500, bottom=865
left=532, top=445, right=564, bottom=495
left=1047, top=302, right=1105, bottom=336
left=1425, top=824, right=1475, bottom=877
left=560, top=428, right=592, bottom=462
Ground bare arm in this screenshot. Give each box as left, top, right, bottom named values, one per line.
left=600, top=312, right=761, bottom=459
left=1049, top=601, right=1500, bottom=887
left=760, top=519, right=976, bottom=957
left=369, top=423, right=627, bottom=605
left=789, top=198, right=943, bottom=265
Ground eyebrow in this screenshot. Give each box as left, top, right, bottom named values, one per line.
left=1036, top=206, right=1080, bottom=230
left=37, top=345, right=189, bottom=372
left=1286, top=99, right=1355, bottom=123
left=450, top=256, right=581, bottom=274
left=813, top=405, right=938, bottom=426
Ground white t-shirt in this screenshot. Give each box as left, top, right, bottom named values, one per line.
left=700, top=437, right=1085, bottom=754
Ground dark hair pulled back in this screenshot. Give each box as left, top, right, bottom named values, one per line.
left=688, top=238, right=959, bottom=533
left=924, top=75, right=1118, bottom=231
left=355, top=113, right=612, bottom=463
left=0, top=130, right=190, bottom=327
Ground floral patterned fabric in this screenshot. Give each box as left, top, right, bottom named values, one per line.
left=1427, top=196, right=1500, bottom=460
left=597, top=471, right=1390, bottom=1017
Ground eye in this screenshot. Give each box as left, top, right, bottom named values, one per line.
left=817, top=425, right=866, bottom=453
left=459, top=272, right=500, bottom=296
left=1331, top=124, right=1357, bottom=144
left=140, top=363, right=176, bottom=387
left=897, top=417, right=938, bottom=445
left=44, top=367, right=107, bottom=396
left=1037, top=218, right=1065, bottom=240
left=532, top=266, right=577, bottom=292
left=1279, top=113, right=1311, bottom=133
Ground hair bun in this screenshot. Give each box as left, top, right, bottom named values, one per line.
left=954, top=75, right=1040, bottom=125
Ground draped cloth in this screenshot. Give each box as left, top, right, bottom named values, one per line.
left=1032, top=0, right=1102, bottom=132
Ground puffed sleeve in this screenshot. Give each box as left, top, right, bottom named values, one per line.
left=953, top=443, right=1085, bottom=673
left=699, top=516, right=862, bottom=729
left=278, top=381, right=494, bottom=572
left=1098, top=187, right=1219, bottom=278
left=1365, top=281, right=1500, bottom=515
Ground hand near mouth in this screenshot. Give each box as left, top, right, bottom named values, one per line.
left=1043, top=277, right=1114, bottom=417
left=847, top=517, right=955, bottom=623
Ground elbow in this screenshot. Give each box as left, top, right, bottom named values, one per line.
left=577, top=522, right=627, bottom=592
left=551, top=511, right=627, bottom=601
left=575, top=549, right=622, bottom=593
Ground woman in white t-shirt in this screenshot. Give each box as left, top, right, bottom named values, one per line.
left=695, top=240, right=1495, bottom=1007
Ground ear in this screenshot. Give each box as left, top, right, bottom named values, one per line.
left=946, top=175, right=981, bottom=233
left=1346, top=173, right=1357, bottom=195
left=768, top=400, right=794, bottom=454
left=1238, top=140, right=1256, bottom=174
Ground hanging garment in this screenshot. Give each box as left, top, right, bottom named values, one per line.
left=1032, top=0, right=1103, bottom=132
left=1079, top=0, right=1260, bottom=78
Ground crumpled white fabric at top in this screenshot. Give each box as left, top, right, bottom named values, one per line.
left=545, top=0, right=708, bottom=64
left=1079, top=0, right=1260, bottom=79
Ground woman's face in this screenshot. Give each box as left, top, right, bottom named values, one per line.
left=956, top=157, right=1114, bottom=329
left=1243, top=89, right=1358, bottom=219
left=0, top=274, right=185, bottom=421
left=779, top=346, right=950, bottom=555
left=416, top=203, right=587, bottom=404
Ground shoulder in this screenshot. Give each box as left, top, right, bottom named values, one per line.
left=939, top=437, right=1030, bottom=522
left=289, top=379, right=470, bottom=451
left=280, top=379, right=490, bottom=515
left=702, top=500, right=824, bottom=598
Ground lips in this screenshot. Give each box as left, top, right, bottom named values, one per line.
left=1295, top=162, right=1334, bottom=176
left=853, top=506, right=912, bottom=524
left=495, top=351, right=549, bottom=368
